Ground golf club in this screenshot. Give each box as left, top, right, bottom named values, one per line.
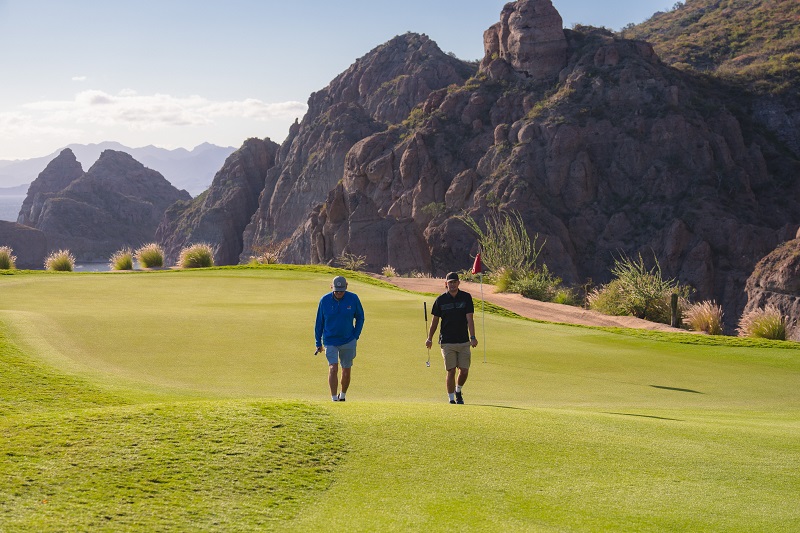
left=424, top=301, right=430, bottom=367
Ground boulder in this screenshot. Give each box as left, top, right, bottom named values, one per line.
left=743, top=238, right=800, bottom=340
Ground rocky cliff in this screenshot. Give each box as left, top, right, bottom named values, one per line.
left=278, top=0, right=800, bottom=328
left=236, top=32, right=475, bottom=262
left=743, top=234, right=800, bottom=341
left=17, top=148, right=85, bottom=227
left=21, top=149, right=190, bottom=261
left=156, top=138, right=280, bottom=265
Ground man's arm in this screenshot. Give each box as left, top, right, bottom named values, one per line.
left=314, top=300, right=325, bottom=348
left=353, top=295, right=365, bottom=339
left=467, top=313, right=478, bottom=347
left=426, top=315, right=439, bottom=348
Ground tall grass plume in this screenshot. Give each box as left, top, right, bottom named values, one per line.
left=685, top=301, right=724, bottom=335
left=178, top=243, right=215, bottom=269
left=45, top=249, right=75, bottom=272
left=738, top=305, right=787, bottom=340
left=135, top=243, right=165, bottom=269
left=108, top=248, right=134, bottom=271
left=0, top=246, right=16, bottom=270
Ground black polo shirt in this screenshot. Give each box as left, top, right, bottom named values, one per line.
left=431, top=289, right=474, bottom=344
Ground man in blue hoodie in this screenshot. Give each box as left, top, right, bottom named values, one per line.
left=315, top=275, right=365, bottom=401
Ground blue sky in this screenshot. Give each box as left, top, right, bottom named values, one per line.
left=0, top=0, right=678, bottom=160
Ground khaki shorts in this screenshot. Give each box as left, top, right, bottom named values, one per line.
left=441, top=342, right=471, bottom=370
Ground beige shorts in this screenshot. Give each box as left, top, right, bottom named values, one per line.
left=441, top=342, right=471, bottom=370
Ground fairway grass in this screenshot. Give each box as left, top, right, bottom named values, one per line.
left=1, top=266, right=799, bottom=531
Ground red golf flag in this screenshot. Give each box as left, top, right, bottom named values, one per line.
left=471, top=253, right=483, bottom=274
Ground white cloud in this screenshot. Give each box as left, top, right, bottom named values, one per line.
left=72, top=76, right=87, bottom=82
left=21, top=90, right=308, bottom=130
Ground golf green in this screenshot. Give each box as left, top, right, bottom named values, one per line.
left=1, top=266, right=798, bottom=531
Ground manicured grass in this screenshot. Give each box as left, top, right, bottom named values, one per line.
left=1, top=266, right=799, bottom=531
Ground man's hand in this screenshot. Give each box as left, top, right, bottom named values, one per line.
left=425, top=338, right=432, bottom=349
left=314, top=346, right=322, bottom=356
left=470, top=336, right=478, bottom=348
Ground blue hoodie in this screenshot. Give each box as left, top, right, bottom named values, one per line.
left=315, top=291, right=365, bottom=347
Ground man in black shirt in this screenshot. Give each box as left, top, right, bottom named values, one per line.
left=425, top=272, right=478, bottom=404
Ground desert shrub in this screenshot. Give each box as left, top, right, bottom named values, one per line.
left=0, top=246, right=16, bottom=270
left=108, top=248, right=134, bottom=271
left=509, top=266, right=563, bottom=302
left=737, top=305, right=787, bottom=340
left=382, top=265, right=398, bottom=277
left=458, top=210, right=543, bottom=274
left=249, top=251, right=279, bottom=265
left=178, top=243, right=215, bottom=269
left=45, top=249, right=75, bottom=272
left=552, top=288, right=579, bottom=306
left=135, top=243, right=165, bottom=269
left=588, top=254, right=691, bottom=323
left=492, top=267, right=517, bottom=293
left=336, top=252, right=366, bottom=271
left=685, top=301, right=724, bottom=335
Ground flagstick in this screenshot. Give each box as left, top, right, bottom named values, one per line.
left=480, top=271, right=486, bottom=363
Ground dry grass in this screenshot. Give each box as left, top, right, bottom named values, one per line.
left=738, top=305, right=787, bottom=340
left=0, top=246, right=16, bottom=270
left=685, top=301, right=724, bottom=335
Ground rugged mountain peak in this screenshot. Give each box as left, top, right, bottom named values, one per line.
left=481, top=0, right=567, bottom=81
left=237, top=31, right=474, bottom=262
left=17, top=148, right=84, bottom=226
left=23, top=149, right=190, bottom=261
left=156, top=137, right=280, bottom=266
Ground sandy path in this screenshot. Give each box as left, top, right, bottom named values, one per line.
left=374, top=275, right=688, bottom=333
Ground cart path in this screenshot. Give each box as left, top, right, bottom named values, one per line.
left=374, top=275, right=689, bottom=333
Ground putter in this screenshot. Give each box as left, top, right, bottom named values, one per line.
left=424, top=302, right=430, bottom=367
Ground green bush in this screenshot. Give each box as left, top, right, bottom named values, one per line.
left=178, top=243, right=215, bottom=269
left=587, top=254, right=690, bottom=324
left=737, top=305, right=786, bottom=340
left=458, top=210, right=543, bottom=274
left=509, top=266, right=562, bottom=302
left=685, top=301, right=724, bottom=335
left=45, top=249, right=75, bottom=272
left=382, top=265, right=398, bottom=278
left=108, top=248, right=134, bottom=271
left=135, top=243, right=165, bottom=269
left=0, top=246, right=16, bottom=270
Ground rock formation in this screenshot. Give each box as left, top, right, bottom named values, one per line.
left=22, top=149, right=190, bottom=262
left=0, top=221, right=47, bottom=269
left=743, top=235, right=800, bottom=341
left=17, top=148, right=85, bottom=227
left=279, top=11, right=800, bottom=330
left=156, top=138, right=280, bottom=265
left=237, top=32, right=475, bottom=262
left=481, top=0, right=568, bottom=81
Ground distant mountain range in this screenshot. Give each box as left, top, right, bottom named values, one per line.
left=0, top=141, right=236, bottom=197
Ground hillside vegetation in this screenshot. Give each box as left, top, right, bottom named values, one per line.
left=622, top=0, right=800, bottom=95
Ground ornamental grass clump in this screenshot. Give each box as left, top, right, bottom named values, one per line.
left=135, top=243, right=165, bottom=269
left=382, top=265, right=398, bottom=277
left=0, top=246, right=16, bottom=270
left=685, top=300, right=724, bottom=335
left=737, top=305, right=787, bottom=340
left=178, top=243, right=215, bottom=269
left=108, top=248, right=134, bottom=271
left=45, top=249, right=75, bottom=272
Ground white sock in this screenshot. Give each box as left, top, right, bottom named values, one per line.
left=448, top=393, right=455, bottom=402
left=455, top=385, right=462, bottom=393
left=339, top=391, right=346, bottom=400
